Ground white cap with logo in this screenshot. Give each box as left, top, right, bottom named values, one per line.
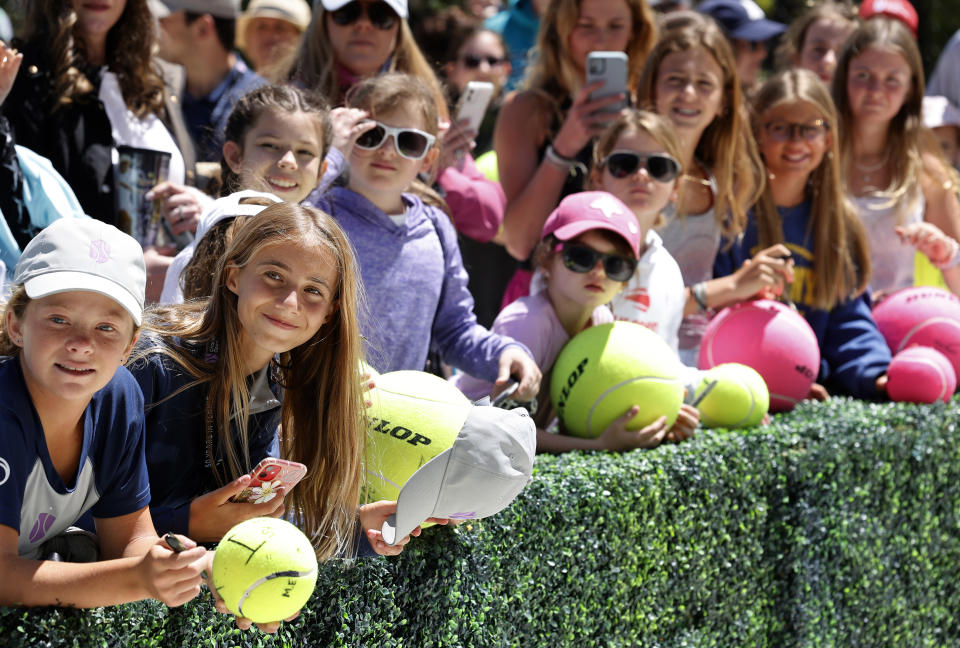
left=381, top=406, right=536, bottom=545
left=14, top=219, right=147, bottom=326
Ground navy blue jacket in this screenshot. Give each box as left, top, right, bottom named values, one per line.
left=714, top=202, right=891, bottom=398
left=129, top=338, right=281, bottom=536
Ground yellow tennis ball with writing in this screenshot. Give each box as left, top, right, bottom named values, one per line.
left=212, top=518, right=318, bottom=624
left=362, top=370, right=471, bottom=504
left=550, top=322, right=684, bottom=437
left=694, top=363, right=769, bottom=428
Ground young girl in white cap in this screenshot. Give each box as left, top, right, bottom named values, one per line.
left=0, top=219, right=208, bottom=608
left=160, top=84, right=330, bottom=303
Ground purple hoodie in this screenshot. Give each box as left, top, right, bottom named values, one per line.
left=310, top=186, right=530, bottom=379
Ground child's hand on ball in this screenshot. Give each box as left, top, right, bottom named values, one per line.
left=360, top=370, right=376, bottom=408
left=806, top=383, right=829, bottom=402
left=665, top=404, right=699, bottom=443
left=360, top=501, right=450, bottom=556
left=596, top=407, right=669, bottom=451
left=205, top=562, right=299, bottom=634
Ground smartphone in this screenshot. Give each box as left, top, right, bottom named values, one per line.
left=454, top=81, right=496, bottom=133
left=586, top=51, right=629, bottom=113
left=230, top=457, right=307, bottom=504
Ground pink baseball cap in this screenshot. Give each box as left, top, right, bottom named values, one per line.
left=859, top=0, right=918, bottom=37
left=541, top=191, right=642, bottom=257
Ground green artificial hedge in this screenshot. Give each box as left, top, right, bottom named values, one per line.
left=2, top=397, right=959, bottom=647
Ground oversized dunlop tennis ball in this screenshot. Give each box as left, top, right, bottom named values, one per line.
left=363, top=370, right=471, bottom=504
left=886, top=346, right=957, bottom=404
left=698, top=299, right=820, bottom=412
left=872, top=286, right=960, bottom=379
left=212, top=518, right=318, bottom=624
left=550, top=321, right=684, bottom=437
left=693, top=363, right=769, bottom=428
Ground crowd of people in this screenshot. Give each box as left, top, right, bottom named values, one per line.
left=1, top=0, right=959, bottom=631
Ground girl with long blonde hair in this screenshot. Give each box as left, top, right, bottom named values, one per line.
left=716, top=69, right=890, bottom=399
left=634, top=21, right=765, bottom=364
left=130, top=202, right=414, bottom=559
left=834, top=17, right=960, bottom=297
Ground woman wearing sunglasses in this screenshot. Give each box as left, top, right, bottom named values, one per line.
left=309, top=73, right=541, bottom=400
left=589, top=110, right=700, bottom=442
left=453, top=191, right=677, bottom=452
left=493, top=0, right=657, bottom=264
left=285, top=0, right=442, bottom=107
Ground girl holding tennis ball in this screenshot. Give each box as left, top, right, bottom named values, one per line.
left=714, top=69, right=891, bottom=399
left=454, top=191, right=681, bottom=452
left=0, top=219, right=207, bottom=608
left=588, top=109, right=700, bottom=440
left=130, top=202, right=431, bottom=564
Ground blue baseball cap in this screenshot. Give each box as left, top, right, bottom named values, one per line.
left=697, top=0, right=786, bottom=42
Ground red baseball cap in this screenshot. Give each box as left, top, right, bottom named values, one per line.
left=859, top=0, right=918, bottom=37
left=541, top=191, right=642, bottom=257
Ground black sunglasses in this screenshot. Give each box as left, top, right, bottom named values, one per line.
left=329, top=1, right=398, bottom=30
left=601, top=150, right=681, bottom=182
left=560, top=242, right=637, bottom=282
left=461, top=54, right=506, bottom=69
left=354, top=121, right=436, bottom=160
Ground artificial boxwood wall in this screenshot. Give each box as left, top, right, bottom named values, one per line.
left=2, top=397, right=958, bottom=647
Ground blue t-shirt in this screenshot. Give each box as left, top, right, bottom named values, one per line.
left=714, top=202, right=891, bottom=398
left=0, top=357, right=151, bottom=559
left=130, top=338, right=281, bottom=536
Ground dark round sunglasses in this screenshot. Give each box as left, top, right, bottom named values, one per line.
left=560, top=242, right=638, bottom=282
left=461, top=54, right=507, bottom=69
left=354, top=121, right=436, bottom=160
left=329, top=1, right=398, bottom=30
left=601, top=150, right=681, bottom=182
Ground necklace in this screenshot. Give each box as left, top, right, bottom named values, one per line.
left=852, top=151, right=890, bottom=187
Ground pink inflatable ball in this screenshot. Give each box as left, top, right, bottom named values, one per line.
left=698, top=299, right=821, bottom=412
left=886, top=346, right=957, bottom=404
left=871, top=287, right=960, bottom=378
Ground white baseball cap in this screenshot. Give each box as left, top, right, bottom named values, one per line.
left=317, top=0, right=408, bottom=20
left=381, top=405, right=536, bottom=545
left=14, top=219, right=146, bottom=326
left=923, top=96, right=960, bottom=130
left=195, top=190, right=283, bottom=241
left=150, top=0, right=241, bottom=19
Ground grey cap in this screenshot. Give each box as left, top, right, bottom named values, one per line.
left=14, top=219, right=146, bottom=326
left=381, top=406, right=536, bottom=545
left=151, top=0, right=242, bottom=19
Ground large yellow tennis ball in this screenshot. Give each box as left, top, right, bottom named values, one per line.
left=693, top=363, right=769, bottom=429
left=362, top=370, right=471, bottom=504
left=550, top=322, right=684, bottom=438
left=211, top=518, right=318, bottom=624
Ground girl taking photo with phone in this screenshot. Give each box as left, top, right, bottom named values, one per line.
left=494, top=0, right=658, bottom=265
